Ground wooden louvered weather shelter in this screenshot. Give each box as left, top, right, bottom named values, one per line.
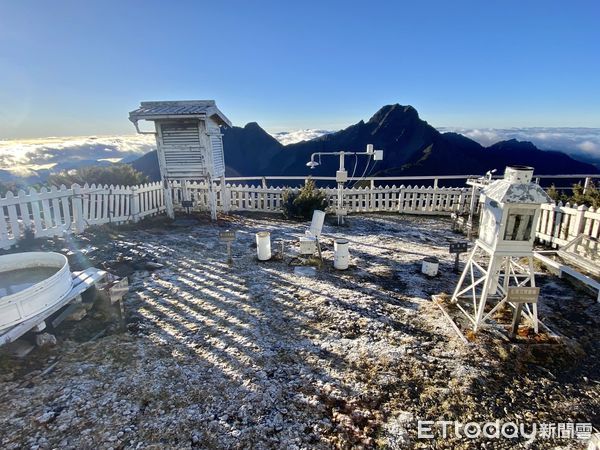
left=129, top=100, right=231, bottom=219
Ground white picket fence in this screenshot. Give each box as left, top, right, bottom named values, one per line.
left=174, top=181, right=474, bottom=215
left=536, top=202, right=600, bottom=247
left=1, top=178, right=598, bottom=250
left=0, top=182, right=165, bottom=249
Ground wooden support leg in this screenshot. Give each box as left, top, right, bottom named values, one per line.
left=115, top=299, right=126, bottom=331
left=316, top=238, right=323, bottom=266
left=509, top=303, right=523, bottom=339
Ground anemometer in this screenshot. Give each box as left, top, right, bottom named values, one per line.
left=306, top=144, right=383, bottom=224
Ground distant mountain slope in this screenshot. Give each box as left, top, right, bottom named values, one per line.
left=131, top=150, right=160, bottom=181
left=221, top=122, right=284, bottom=176
left=131, top=104, right=598, bottom=180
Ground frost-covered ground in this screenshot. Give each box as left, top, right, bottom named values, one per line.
left=0, top=213, right=598, bottom=449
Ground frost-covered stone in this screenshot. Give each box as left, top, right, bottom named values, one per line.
left=35, top=333, right=57, bottom=347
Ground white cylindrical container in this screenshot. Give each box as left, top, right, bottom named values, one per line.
left=334, top=239, right=350, bottom=270
left=308, top=210, right=326, bottom=237
left=421, top=257, right=439, bottom=277
left=256, top=231, right=272, bottom=261
left=504, top=165, right=534, bottom=184
left=0, top=252, right=72, bottom=331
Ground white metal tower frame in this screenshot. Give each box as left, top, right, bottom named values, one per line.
left=451, top=166, right=551, bottom=333
left=451, top=242, right=539, bottom=332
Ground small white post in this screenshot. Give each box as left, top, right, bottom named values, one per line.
left=337, top=152, right=345, bottom=225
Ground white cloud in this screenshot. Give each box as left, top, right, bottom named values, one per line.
left=0, top=134, right=154, bottom=166
left=438, top=127, right=600, bottom=158
left=577, top=140, right=600, bottom=154
left=270, top=129, right=333, bottom=145
left=0, top=134, right=155, bottom=181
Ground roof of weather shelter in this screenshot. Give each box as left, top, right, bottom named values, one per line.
left=129, top=100, right=232, bottom=127
left=483, top=166, right=551, bottom=204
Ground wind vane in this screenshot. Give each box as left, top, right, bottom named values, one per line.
left=306, top=144, right=383, bottom=224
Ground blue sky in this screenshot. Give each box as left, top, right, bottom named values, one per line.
left=1, top=0, right=599, bottom=139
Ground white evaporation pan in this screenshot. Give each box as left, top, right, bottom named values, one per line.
left=0, top=252, right=73, bottom=331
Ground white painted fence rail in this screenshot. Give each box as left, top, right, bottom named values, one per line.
left=0, top=182, right=164, bottom=249
left=537, top=202, right=600, bottom=247
left=171, top=181, right=474, bottom=215
left=0, top=177, right=597, bottom=251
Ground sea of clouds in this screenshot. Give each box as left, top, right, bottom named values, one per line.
left=437, top=127, right=600, bottom=159
left=270, top=127, right=600, bottom=160
left=0, top=134, right=155, bottom=180
left=270, top=129, right=332, bottom=145
left=1, top=127, right=599, bottom=182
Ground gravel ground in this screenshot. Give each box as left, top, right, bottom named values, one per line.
left=0, top=213, right=598, bottom=449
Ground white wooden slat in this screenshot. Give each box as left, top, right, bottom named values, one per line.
left=109, top=186, right=116, bottom=222
left=60, top=186, right=71, bottom=232
left=17, top=190, right=31, bottom=230
left=40, top=188, right=54, bottom=232
left=5, top=193, right=20, bottom=240
left=0, top=205, right=9, bottom=244
left=50, top=187, right=63, bottom=234
left=29, top=189, right=43, bottom=237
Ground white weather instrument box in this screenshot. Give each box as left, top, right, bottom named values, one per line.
left=129, top=100, right=231, bottom=180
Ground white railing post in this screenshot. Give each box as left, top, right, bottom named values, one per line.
left=220, top=176, right=230, bottom=213
left=573, top=204, right=588, bottom=238
left=131, top=185, right=141, bottom=222
left=209, top=178, right=217, bottom=221
left=584, top=177, right=592, bottom=194
left=72, top=184, right=86, bottom=233
left=163, top=180, right=174, bottom=219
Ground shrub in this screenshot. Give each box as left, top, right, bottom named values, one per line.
left=47, top=164, right=148, bottom=187
left=546, top=184, right=567, bottom=203
left=282, top=179, right=328, bottom=220
left=547, top=181, right=600, bottom=208
left=17, top=226, right=37, bottom=250
left=0, top=181, right=26, bottom=196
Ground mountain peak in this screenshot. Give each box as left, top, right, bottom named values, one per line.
left=489, top=139, right=538, bottom=152
left=131, top=102, right=599, bottom=179
left=244, top=122, right=263, bottom=130
left=368, top=103, right=418, bottom=125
